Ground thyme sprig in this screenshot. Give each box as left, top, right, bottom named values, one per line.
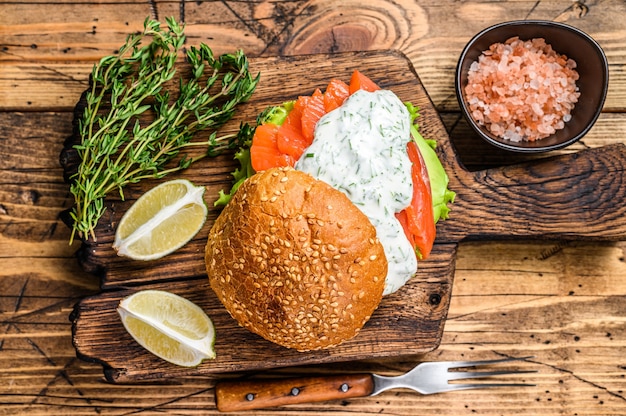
left=69, top=17, right=259, bottom=243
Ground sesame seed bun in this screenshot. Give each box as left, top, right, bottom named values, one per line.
left=205, top=167, right=387, bottom=351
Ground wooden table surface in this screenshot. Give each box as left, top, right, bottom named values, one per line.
left=1, top=1, right=625, bottom=415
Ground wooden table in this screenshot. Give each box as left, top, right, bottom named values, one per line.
left=1, top=1, right=625, bottom=414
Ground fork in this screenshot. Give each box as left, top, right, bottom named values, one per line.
left=215, top=356, right=537, bottom=412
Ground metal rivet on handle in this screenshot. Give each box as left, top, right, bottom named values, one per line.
left=429, top=293, right=442, bottom=306
left=340, top=383, right=349, bottom=392
left=291, top=387, right=300, bottom=396
left=245, top=393, right=255, bottom=401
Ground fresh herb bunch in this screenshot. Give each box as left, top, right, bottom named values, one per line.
left=69, top=17, right=259, bottom=243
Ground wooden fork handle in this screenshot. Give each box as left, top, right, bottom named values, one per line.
left=214, top=373, right=374, bottom=412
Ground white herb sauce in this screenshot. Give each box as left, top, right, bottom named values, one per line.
left=295, top=89, right=417, bottom=295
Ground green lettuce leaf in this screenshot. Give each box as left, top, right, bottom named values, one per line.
left=405, top=102, right=456, bottom=222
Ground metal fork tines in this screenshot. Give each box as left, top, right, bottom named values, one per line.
left=372, top=356, right=537, bottom=395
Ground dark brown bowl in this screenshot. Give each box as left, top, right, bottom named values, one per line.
left=455, top=20, right=608, bottom=153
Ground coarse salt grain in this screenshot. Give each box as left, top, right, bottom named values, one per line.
left=465, top=37, right=580, bottom=142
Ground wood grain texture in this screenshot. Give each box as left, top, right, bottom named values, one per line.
left=1, top=1, right=626, bottom=415
left=438, top=144, right=626, bottom=241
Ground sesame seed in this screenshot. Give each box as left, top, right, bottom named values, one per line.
left=369, top=255, right=377, bottom=261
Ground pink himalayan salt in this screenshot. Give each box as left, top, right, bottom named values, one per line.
left=465, top=37, right=580, bottom=142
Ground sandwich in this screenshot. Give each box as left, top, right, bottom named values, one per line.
left=205, top=71, right=455, bottom=351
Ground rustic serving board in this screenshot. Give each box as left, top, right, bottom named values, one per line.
left=63, top=50, right=626, bottom=383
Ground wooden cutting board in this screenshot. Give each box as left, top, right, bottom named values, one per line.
left=63, top=50, right=626, bottom=383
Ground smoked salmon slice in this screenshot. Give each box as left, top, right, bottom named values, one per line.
left=349, top=69, right=381, bottom=94
left=323, top=79, right=350, bottom=113
left=251, top=123, right=294, bottom=172
left=298, top=89, right=326, bottom=144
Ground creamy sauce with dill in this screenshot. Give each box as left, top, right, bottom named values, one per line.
left=295, top=89, right=417, bottom=295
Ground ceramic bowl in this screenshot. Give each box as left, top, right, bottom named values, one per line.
left=455, top=20, right=608, bottom=153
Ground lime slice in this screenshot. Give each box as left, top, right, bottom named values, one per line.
left=113, top=179, right=208, bottom=261
left=117, top=290, right=216, bottom=367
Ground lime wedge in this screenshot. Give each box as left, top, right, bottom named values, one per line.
left=113, top=179, right=208, bottom=261
left=117, top=290, right=216, bottom=367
